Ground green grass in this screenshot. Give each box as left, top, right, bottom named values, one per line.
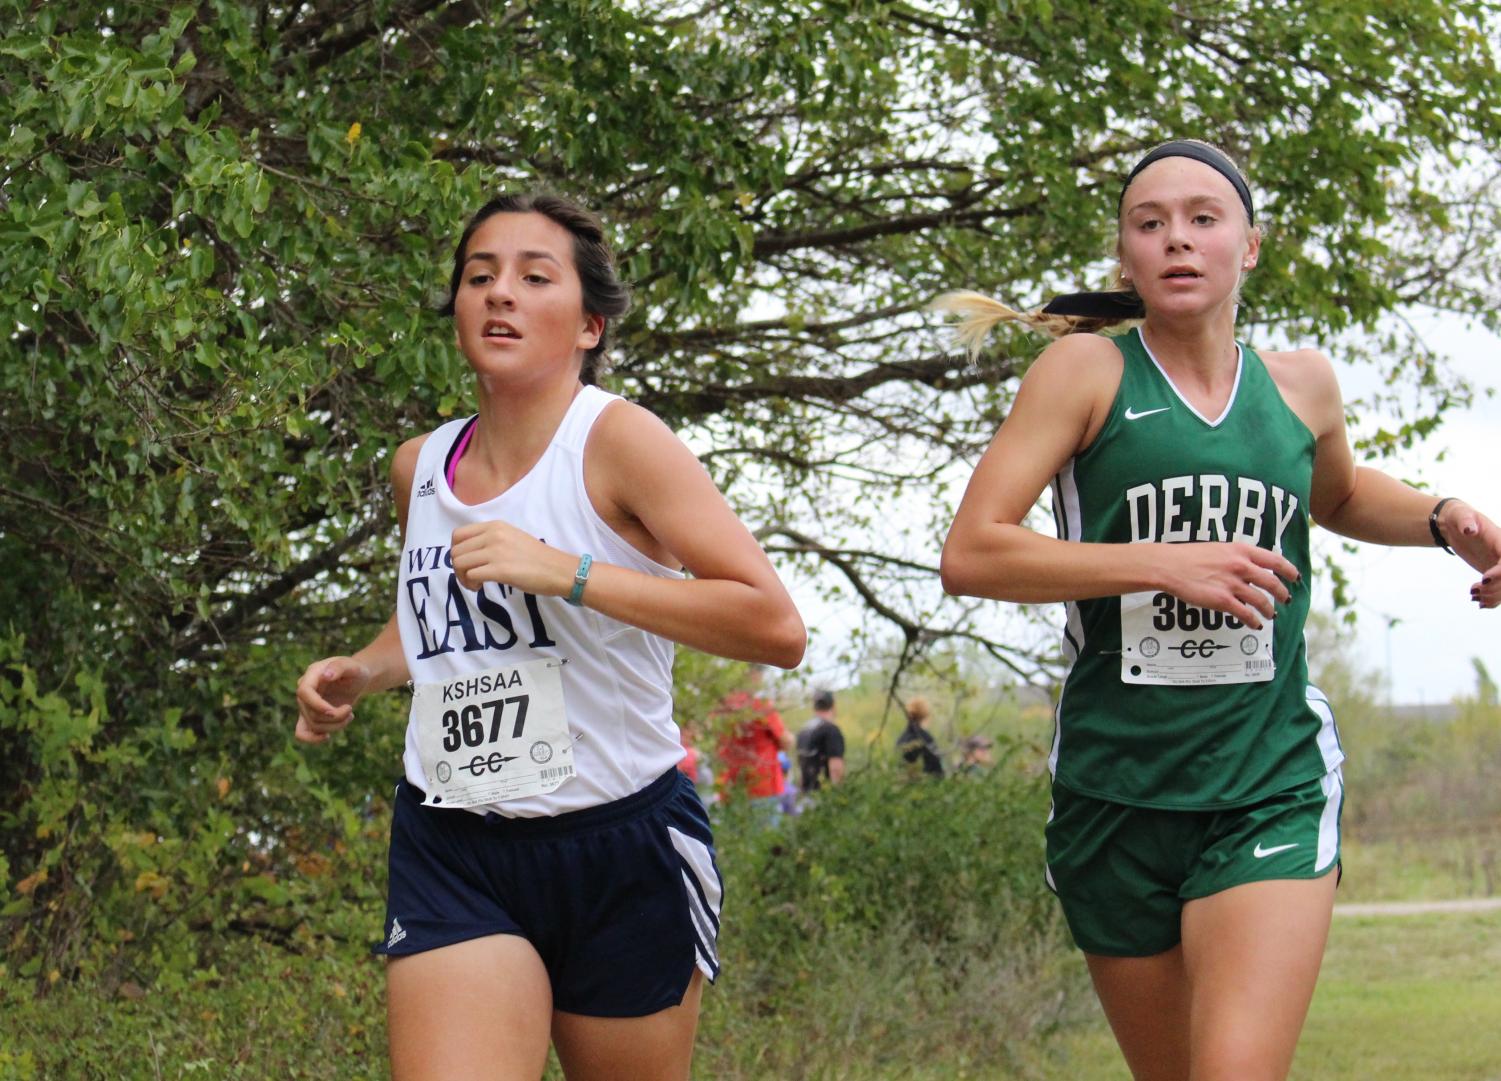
left=1300, top=910, right=1501, bottom=1080
left=1031, top=910, right=1501, bottom=1081
left=1336, top=834, right=1501, bottom=902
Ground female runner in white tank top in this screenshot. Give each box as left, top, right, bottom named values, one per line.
left=294, top=194, right=805, bottom=1081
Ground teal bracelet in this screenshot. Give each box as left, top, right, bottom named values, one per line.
left=566, top=553, right=593, bottom=606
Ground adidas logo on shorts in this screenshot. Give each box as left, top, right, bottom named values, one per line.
left=416, top=477, right=436, bottom=498
left=387, top=917, right=407, bottom=949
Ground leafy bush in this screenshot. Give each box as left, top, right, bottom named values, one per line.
left=0, top=633, right=397, bottom=990
left=738, top=761, right=1053, bottom=942
left=697, top=757, right=1084, bottom=1078
left=0, top=938, right=387, bottom=1081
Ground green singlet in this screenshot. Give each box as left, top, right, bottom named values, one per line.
left=1048, top=327, right=1344, bottom=810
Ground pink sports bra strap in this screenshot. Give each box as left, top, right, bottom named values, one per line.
left=446, top=419, right=477, bottom=489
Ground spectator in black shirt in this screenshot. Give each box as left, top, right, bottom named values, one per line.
left=796, top=688, right=846, bottom=794
left=896, top=695, right=943, bottom=777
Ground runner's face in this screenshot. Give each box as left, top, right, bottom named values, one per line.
left=453, top=212, right=602, bottom=387
left=1117, top=157, right=1259, bottom=319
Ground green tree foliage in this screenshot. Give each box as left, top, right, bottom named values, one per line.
left=3, top=0, right=1499, bottom=980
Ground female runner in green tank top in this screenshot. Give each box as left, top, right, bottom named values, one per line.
left=938, top=141, right=1501, bottom=1081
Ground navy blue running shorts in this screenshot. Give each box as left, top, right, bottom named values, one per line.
left=374, top=768, right=723, bottom=1017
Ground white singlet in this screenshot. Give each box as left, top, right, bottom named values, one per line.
left=395, top=386, right=685, bottom=817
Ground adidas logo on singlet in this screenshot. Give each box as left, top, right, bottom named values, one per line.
left=416, top=477, right=436, bottom=498
left=387, top=917, right=407, bottom=948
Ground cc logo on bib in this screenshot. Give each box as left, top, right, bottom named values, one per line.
left=1171, top=638, right=1225, bottom=659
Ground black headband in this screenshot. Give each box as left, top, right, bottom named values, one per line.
left=1117, top=140, right=1254, bottom=225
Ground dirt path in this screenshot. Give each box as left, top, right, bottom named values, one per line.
left=1333, top=897, right=1501, bottom=917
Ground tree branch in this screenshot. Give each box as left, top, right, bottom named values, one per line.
left=764, top=527, right=1050, bottom=684
left=752, top=201, right=1038, bottom=256
left=632, top=349, right=1021, bottom=423
left=272, top=0, right=485, bottom=74
left=175, top=517, right=389, bottom=660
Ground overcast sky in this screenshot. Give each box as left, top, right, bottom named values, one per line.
left=1319, top=315, right=1498, bottom=705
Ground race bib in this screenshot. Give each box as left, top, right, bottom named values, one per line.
left=1119, top=590, right=1274, bottom=686
left=411, top=658, right=576, bottom=808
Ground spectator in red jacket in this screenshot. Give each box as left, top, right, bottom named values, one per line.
left=715, top=667, right=794, bottom=816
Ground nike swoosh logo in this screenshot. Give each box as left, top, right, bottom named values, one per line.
left=1253, top=842, right=1300, bottom=858
left=1124, top=406, right=1171, bottom=420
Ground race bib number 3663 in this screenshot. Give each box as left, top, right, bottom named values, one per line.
left=1119, top=590, right=1275, bottom=687
left=411, top=658, right=575, bottom=808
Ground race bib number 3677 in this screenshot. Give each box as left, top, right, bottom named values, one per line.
left=1119, top=590, right=1275, bottom=687
left=411, top=658, right=575, bottom=808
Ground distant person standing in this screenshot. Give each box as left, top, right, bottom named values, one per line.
left=797, top=688, right=846, bottom=795
left=957, top=734, right=996, bottom=776
left=897, top=696, right=943, bottom=777
left=715, top=666, right=794, bottom=815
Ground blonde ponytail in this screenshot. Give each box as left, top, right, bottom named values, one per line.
left=931, top=287, right=1144, bottom=360
left=929, top=291, right=1084, bottom=357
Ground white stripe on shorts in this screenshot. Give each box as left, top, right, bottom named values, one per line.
left=1043, top=797, right=1057, bottom=891
left=1305, top=684, right=1345, bottom=773
left=680, top=870, right=718, bottom=975
left=1316, top=767, right=1343, bottom=873
left=668, top=825, right=723, bottom=978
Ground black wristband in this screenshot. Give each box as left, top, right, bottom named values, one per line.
left=1429, top=497, right=1457, bottom=555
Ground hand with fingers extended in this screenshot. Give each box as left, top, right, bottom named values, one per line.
left=1154, top=541, right=1300, bottom=631
left=1436, top=500, right=1501, bottom=610
left=450, top=520, right=576, bottom=596
left=295, top=656, right=374, bottom=743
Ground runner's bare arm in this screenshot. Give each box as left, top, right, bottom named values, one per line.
left=1273, top=349, right=1501, bottom=605
left=449, top=404, right=805, bottom=668
left=294, top=436, right=427, bottom=743
left=940, top=335, right=1297, bottom=627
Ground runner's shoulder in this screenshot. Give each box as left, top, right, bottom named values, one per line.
left=391, top=432, right=431, bottom=488
left=590, top=396, right=678, bottom=455
left=1017, top=331, right=1126, bottom=417
left=390, top=432, right=433, bottom=522
left=586, top=395, right=702, bottom=497
left=1258, top=345, right=1336, bottom=390
left=1257, top=346, right=1342, bottom=437
left=1027, top=331, right=1125, bottom=382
